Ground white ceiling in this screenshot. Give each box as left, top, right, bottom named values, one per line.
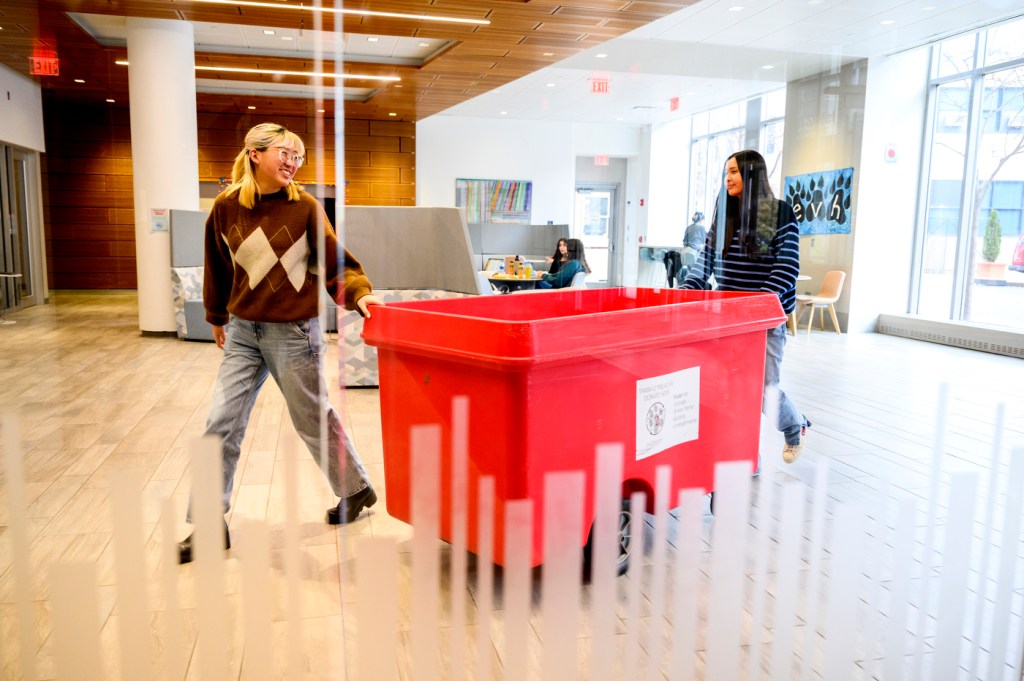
left=69, top=0, right=1024, bottom=124
left=441, top=0, right=1024, bottom=125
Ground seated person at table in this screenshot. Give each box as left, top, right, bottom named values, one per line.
left=545, top=238, right=568, bottom=275
left=538, top=238, right=590, bottom=289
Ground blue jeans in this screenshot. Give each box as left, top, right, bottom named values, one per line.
left=191, top=316, right=370, bottom=518
left=765, top=322, right=805, bottom=445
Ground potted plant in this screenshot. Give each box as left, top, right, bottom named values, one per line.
left=976, top=209, right=1007, bottom=283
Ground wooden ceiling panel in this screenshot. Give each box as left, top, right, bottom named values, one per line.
left=3, top=0, right=690, bottom=121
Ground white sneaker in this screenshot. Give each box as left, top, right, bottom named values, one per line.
left=782, top=441, right=804, bottom=463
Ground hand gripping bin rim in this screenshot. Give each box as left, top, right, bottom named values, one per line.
left=362, top=288, right=785, bottom=568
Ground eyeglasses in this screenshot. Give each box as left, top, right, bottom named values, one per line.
left=269, top=146, right=304, bottom=167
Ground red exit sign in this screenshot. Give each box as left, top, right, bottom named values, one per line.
left=30, top=56, right=60, bottom=76
left=30, top=43, right=59, bottom=76
left=591, top=78, right=609, bottom=94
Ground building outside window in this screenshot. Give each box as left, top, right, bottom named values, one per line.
left=916, top=18, right=1024, bottom=331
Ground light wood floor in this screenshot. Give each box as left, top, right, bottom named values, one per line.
left=0, top=291, right=1022, bottom=680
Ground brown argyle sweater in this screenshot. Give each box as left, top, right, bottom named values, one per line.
left=203, top=188, right=372, bottom=326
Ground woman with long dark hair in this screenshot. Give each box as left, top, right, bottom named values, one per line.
left=681, top=150, right=809, bottom=463
left=538, top=238, right=590, bottom=289
left=546, top=238, right=568, bottom=275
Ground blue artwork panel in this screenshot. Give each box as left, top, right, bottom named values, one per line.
left=783, top=167, right=854, bottom=235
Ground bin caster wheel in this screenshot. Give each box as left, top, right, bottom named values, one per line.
left=582, top=498, right=634, bottom=579
left=709, top=491, right=716, bottom=515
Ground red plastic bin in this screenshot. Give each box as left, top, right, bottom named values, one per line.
left=361, top=287, right=785, bottom=568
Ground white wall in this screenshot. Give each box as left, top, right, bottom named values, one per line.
left=648, top=118, right=692, bottom=246
left=0, top=64, right=45, bottom=151
left=849, top=49, right=930, bottom=332
left=416, top=116, right=576, bottom=223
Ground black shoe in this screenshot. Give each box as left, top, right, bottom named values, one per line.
left=326, top=485, right=378, bottom=525
left=178, top=520, right=231, bottom=565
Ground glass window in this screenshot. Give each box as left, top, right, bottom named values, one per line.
left=985, top=20, right=1024, bottom=67
left=937, top=85, right=969, bottom=131
left=708, top=101, right=743, bottom=134
left=936, top=33, right=977, bottom=78
left=762, top=88, right=787, bottom=120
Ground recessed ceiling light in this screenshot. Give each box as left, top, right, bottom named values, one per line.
left=106, top=99, right=115, bottom=103
left=500, top=111, right=508, bottom=115
left=317, top=109, right=325, bottom=113
left=419, top=42, right=430, bottom=47
left=729, top=5, right=744, bottom=11
left=923, top=5, right=936, bottom=10
left=596, top=53, right=607, bottom=58
left=616, top=117, right=624, bottom=121
left=74, top=78, right=85, bottom=83
left=248, top=105, right=256, bottom=110
left=543, top=52, right=554, bottom=57
left=281, top=36, right=293, bottom=41
left=762, top=64, right=775, bottom=70
left=263, top=29, right=275, bottom=35
left=189, top=0, right=491, bottom=25
left=546, top=82, right=555, bottom=87
left=393, top=84, right=403, bottom=88
left=367, top=36, right=379, bottom=42
left=880, top=19, right=895, bottom=25
left=808, top=0, right=823, bottom=4
left=388, top=112, right=397, bottom=116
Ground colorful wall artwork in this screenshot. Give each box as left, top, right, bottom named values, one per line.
left=783, top=167, right=854, bottom=235
left=456, top=178, right=533, bottom=224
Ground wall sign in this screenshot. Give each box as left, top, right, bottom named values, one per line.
left=783, top=167, right=854, bottom=235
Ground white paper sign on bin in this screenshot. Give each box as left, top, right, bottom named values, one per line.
left=635, top=367, right=700, bottom=460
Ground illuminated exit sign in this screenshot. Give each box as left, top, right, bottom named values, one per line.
left=591, top=78, right=609, bottom=94
left=29, top=44, right=59, bottom=76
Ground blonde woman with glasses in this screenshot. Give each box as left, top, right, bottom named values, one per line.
left=177, top=123, right=383, bottom=564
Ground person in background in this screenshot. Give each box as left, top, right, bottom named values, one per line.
left=682, top=211, right=706, bottom=269
left=538, top=237, right=590, bottom=289
left=177, top=122, right=383, bottom=564
left=680, top=150, right=810, bottom=463
left=545, top=238, right=568, bottom=275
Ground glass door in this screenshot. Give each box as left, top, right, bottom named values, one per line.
left=574, top=184, right=618, bottom=284
left=0, top=145, right=43, bottom=311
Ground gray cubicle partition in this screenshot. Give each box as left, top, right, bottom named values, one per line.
left=169, top=209, right=214, bottom=342
left=466, top=222, right=570, bottom=270
left=343, top=206, right=484, bottom=294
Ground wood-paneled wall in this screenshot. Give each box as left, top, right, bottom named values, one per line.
left=42, top=96, right=416, bottom=289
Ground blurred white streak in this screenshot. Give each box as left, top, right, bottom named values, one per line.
left=412, top=424, right=442, bottom=681
left=49, top=562, right=104, bottom=681
left=590, top=443, right=625, bottom=681
left=644, top=465, right=672, bottom=681
left=503, top=499, right=533, bottom=681
left=192, top=434, right=229, bottom=679
left=109, top=469, right=152, bottom=680
left=987, top=448, right=1024, bottom=681
left=935, top=473, right=978, bottom=680
left=669, top=488, right=704, bottom=681
left=769, top=482, right=806, bottom=681
left=356, top=537, right=400, bottom=681
left=705, top=461, right=751, bottom=680
left=622, top=491, right=647, bottom=679
left=798, top=458, right=830, bottom=681
left=450, top=396, right=470, bottom=680
left=541, top=470, right=584, bottom=681
left=475, top=477, right=496, bottom=681
left=822, top=503, right=867, bottom=680
left=239, top=520, right=273, bottom=681
left=159, top=497, right=187, bottom=681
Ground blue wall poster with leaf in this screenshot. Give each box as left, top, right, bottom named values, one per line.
left=783, top=167, right=854, bottom=235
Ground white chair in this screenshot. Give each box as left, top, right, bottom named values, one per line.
left=569, top=271, right=587, bottom=289
left=795, top=270, right=846, bottom=335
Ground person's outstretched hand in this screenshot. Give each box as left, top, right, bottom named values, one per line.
left=357, top=294, right=385, bottom=318
left=212, top=324, right=226, bottom=349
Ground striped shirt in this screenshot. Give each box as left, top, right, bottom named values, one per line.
left=680, top=199, right=800, bottom=313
